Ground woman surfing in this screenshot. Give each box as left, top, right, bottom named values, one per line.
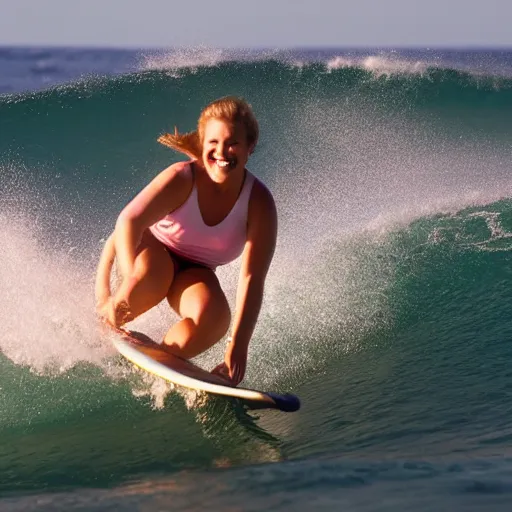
left=95, top=97, right=277, bottom=386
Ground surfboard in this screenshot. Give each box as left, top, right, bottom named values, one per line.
left=112, top=329, right=301, bottom=412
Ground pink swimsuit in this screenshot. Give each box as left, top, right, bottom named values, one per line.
left=150, top=165, right=255, bottom=269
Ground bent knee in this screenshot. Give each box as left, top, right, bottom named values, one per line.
left=163, top=310, right=231, bottom=359
left=197, top=300, right=231, bottom=341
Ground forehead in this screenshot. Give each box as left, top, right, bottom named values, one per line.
left=203, top=118, right=247, bottom=140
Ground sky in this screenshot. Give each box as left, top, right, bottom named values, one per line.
left=1, top=0, right=511, bottom=48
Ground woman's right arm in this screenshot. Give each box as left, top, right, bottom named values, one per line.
left=113, top=162, right=192, bottom=279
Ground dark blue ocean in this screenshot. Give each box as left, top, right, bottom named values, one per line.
left=1, top=46, right=512, bottom=511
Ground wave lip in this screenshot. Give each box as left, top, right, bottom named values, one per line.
left=137, top=46, right=300, bottom=72
left=137, top=47, right=512, bottom=79
left=138, top=47, right=434, bottom=76
left=327, top=54, right=430, bottom=76
left=139, top=46, right=229, bottom=71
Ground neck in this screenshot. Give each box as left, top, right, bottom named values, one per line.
left=199, top=165, right=246, bottom=196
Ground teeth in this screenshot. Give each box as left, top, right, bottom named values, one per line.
left=216, top=160, right=229, bottom=167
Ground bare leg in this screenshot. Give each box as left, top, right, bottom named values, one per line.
left=111, top=230, right=175, bottom=325
left=163, top=267, right=231, bottom=359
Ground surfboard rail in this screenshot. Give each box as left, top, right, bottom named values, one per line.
left=112, top=330, right=301, bottom=413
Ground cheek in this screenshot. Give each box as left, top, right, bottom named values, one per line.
left=236, top=148, right=250, bottom=161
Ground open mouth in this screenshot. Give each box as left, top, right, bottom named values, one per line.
left=208, top=153, right=237, bottom=170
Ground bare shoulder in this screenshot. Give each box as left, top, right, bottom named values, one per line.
left=119, top=160, right=194, bottom=222
left=156, top=160, right=194, bottom=189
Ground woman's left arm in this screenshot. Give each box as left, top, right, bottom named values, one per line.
left=223, top=181, right=277, bottom=385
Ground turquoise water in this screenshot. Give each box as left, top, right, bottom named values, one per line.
left=1, top=48, right=512, bottom=510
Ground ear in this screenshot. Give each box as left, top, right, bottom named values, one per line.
left=248, top=143, right=256, bottom=155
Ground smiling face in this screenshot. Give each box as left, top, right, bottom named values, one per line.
left=201, top=118, right=251, bottom=183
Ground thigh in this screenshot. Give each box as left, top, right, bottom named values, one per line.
left=131, top=230, right=174, bottom=283
left=115, top=230, right=175, bottom=318
left=167, top=267, right=231, bottom=339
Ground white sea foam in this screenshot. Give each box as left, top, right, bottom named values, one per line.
left=139, top=46, right=431, bottom=78
left=135, top=46, right=512, bottom=81
left=139, top=46, right=228, bottom=72
left=327, top=55, right=430, bottom=76
left=0, top=207, right=110, bottom=373
left=137, top=46, right=299, bottom=73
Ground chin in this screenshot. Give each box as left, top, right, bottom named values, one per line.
left=212, top=171, right=230, bottom=183
left=205, top=160, right=242, bottom=182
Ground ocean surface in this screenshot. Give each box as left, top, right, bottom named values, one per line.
left=1, top=46, right=512, bottom=511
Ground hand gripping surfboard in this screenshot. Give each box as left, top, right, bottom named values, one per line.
left=112, top=329, right=301, bottom=412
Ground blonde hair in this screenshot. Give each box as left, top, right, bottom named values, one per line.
left=158, top=96, right=259, bottom=160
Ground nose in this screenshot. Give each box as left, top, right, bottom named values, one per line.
left=213, top=142, right=229, bottom=160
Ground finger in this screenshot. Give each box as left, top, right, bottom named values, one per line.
left=236, top=365, right=246, bottom=385
left=212, top=363, right=227, bottom=376
left=211, top=364, right=223, bottom=375
left=210, top=365, right=232, bottom=385
left=114, top=300, right=133, bottom=327
left=230, top=365, right=242, bottom=385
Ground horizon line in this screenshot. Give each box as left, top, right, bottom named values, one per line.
left=1, top=43, right=512, bottom=52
